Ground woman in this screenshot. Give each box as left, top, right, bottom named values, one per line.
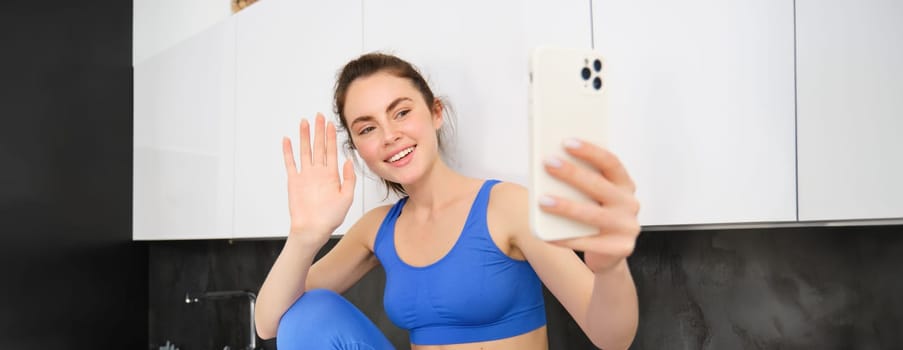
left=256, top=53, right=640, bottom=350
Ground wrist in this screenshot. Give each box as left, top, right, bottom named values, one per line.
left=592, top=257, right=629, bottom=277
left=286, top=228, right=330, bottom=253
left=289, top=222, right=338, bottom=236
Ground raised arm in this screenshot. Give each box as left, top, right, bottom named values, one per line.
left=255, top=114, right=363, bottom=339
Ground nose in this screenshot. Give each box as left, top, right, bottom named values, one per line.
left=382, top=124, right=401, bottom=145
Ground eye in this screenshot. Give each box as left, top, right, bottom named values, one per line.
left=358, top=126, right=375, bottom=135
left=395, top=109, right=410, bottom=119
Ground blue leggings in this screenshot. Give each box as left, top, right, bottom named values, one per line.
left=277, top=289, right=396, bottom=350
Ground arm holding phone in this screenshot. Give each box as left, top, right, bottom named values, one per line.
left=497, top=138, right=639, bottom=350
left=517, top=47, right=640, bottom=349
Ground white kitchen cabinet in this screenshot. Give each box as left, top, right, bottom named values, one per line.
left=233, top=0, right=364, bottom=238
left=360, top=0, right=592, bottom=211
left=133, top=0, right=231, bottom=65
left=134, top=0, right=903, bottom=240
left=133, top=18, right=236, bottom=240
left=592, top=0, right=798, bottom=226
left=796, top=0, right=903, bottom=221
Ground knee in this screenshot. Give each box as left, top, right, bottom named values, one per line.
left=277, top=289, right=350, bottom=348
left=279, top=288, right=346, bottom=327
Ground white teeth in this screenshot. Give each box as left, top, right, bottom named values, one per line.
left=389, top=147, right=414, bottom=162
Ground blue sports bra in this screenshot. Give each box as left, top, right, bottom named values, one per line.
left=373, top=180, right=547, bottom=345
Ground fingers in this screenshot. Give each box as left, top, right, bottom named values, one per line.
left=341, top=159, right=356, bottom=198
left=326, top=119, right=338, bottom=168
left=540, top=195, right=640, bottom=235
left=299, top=119, right=312, bottom=167
left=544, top=154, right=633, bottom=207
left=551, top=234, right=637, bottom=261
left=563, top=139, right=636, bottom=194
left=282, top=137, right=297, bottom=174
left=293, top=113, right=341, bottom=173
left=313, top=114, right=326, bottom=166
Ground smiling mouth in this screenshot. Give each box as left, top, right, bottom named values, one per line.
left=386, top=146, right=416, bottom=163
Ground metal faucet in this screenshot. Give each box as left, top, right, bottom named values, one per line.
left=185, top=290, right=258, bottom=350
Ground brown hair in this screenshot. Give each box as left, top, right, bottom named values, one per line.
left=333, top=52, right=454, bottom=197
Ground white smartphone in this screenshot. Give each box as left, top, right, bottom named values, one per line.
left=529, top=47, right=608, bottom=241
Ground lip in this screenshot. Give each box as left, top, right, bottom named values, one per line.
left=384, top=145, right=416, bottom=168
left=384, top=145, right=416, bottom=162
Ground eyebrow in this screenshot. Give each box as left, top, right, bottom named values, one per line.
left=350, top=97, right=413, bottom=128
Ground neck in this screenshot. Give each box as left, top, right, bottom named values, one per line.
left=401, top=159, right=476, bottom=216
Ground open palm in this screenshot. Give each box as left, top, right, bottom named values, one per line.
left=282, top=113, right=356, bottom=246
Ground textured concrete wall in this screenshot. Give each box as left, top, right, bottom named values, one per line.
left=148, top=225, right=903, bottom=349
left=630, top=225, right=903, bottom=350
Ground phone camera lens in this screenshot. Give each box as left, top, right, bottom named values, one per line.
left=593, top=77, right=603, bottom=90
left=593, top=59, right=602, bottom=72
left=581, top=67, right=591, bottom=80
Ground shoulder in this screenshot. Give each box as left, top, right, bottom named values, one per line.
left=362, top=204, right=394, bottom=223
left=487, top=181, right=530, bottom=237
left=488, top=181, right=528, bottom=213
left=343, top=204, right=395, bottom=250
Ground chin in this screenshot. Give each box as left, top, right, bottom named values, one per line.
left=382, top=172, right=419, bottom=186
left=371, top=165, right=425, bottom=188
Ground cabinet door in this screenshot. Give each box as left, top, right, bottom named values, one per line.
left=361, top=0, right=592, bottom=211
left=796, top=0, right=903, bottom=221
left=233, top=0, right=364, bottom=238
left=133, top=19, right=236, bottom=240
left=132, top=0, right=231, bottom=65
left=593, top=0, right=797, bottom=226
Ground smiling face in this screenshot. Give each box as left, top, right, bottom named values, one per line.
left=342, top=71, right=444, bottom=186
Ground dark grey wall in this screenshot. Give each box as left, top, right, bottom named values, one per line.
left=148, top=239, right=591, bottom=350
left=0, top=1, right=147, bottom=348
left=631, top=225, right=903, bottom=350
left=148, top=240, right=283, bottom=350
left=148, top=225, right=903, bottom=350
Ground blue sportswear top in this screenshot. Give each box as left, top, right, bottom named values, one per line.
left=373, top=179, right=547, bottom=345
